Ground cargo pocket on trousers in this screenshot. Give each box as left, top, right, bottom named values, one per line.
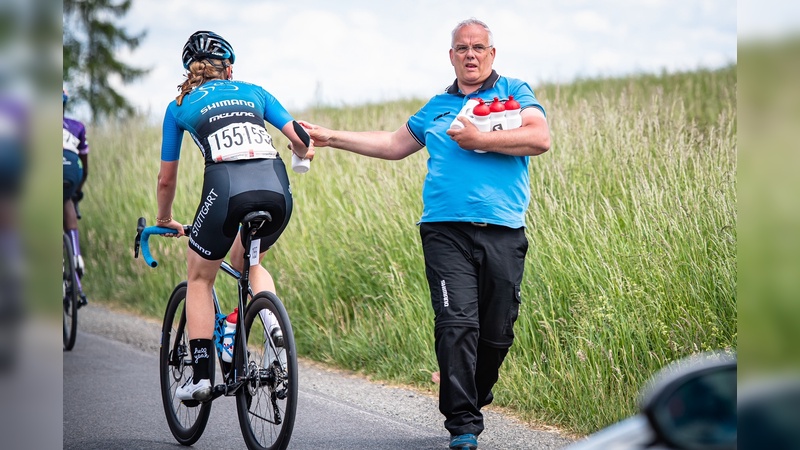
left=503, top=284, right=522, bottom=342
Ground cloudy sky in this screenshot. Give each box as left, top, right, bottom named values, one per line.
left=111, top=0, right=738, bottom=120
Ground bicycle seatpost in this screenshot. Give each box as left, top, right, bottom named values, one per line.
left=237, top=210, right=273, bottom=291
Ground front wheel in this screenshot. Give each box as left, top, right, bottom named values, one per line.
left=236, top=291, right=298, bottom=450
left=63, top=232, right=78, bottom=351
left=159, top=282, right=214, bottom=445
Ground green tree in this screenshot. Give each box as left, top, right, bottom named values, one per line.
left=63, top=0, right=148, bottom=122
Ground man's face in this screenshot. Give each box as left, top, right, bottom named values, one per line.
left=449, top=24, right=495, bottom=90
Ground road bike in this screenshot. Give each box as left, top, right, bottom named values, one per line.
left=134, top=211, right=298, bottom=450
left=63, top=231, right=78, bottom=351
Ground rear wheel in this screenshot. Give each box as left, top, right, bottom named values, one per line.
left=159, top=282, right=214, bottom=445
left=63, top=232, right=78, bottom=351
left=236, top=291, right=298, bottom=450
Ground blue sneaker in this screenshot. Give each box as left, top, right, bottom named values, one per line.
left=449, top=433, right=478, bottom=449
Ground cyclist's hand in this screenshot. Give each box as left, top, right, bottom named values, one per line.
left=303, top=142, right=316, bottom=161
left=72, top=190, right=84, bottom=203
left=161, top=219, right=185, bottom=237
left=287, top=140, right=315, bottom=161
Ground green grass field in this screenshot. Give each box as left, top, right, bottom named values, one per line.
left=79, top=65, right=736, bottom=435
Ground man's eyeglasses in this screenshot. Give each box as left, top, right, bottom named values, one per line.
left=452, top=45, right=492, bottom=55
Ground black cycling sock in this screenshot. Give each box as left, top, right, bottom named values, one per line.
left=189, top=338, right=213, bottom=382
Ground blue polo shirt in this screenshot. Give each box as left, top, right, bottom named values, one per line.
left=406, top=71, right=546, bottom=229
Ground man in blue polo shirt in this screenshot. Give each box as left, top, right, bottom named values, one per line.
left=301, top=18, right=550, bottom=450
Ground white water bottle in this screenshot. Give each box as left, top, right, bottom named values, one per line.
left=489, top=97, right=507, bottom=131
left=291, top=153, right=311, bottom=173
left=471, top=99, right=491, bottom=132
left=505, top=95, right=522, bottom=129
left=450, top=98, right=480, bottom=130
left=221, top=307, right=238, bottom=362
left=469, top=99, right=491, bottom=154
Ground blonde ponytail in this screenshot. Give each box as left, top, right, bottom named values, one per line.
left=175, top=59, right=230, bottom=106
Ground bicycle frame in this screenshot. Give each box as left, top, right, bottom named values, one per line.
left=210, top=258, right=252, bottom=397
left=135, top=213, right=270, bottom=399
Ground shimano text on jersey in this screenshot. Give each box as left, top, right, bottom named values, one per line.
left=200, top=99, right=256, bottom=115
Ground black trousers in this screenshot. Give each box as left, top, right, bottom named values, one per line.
left=420, top=222, right=528, bottom=436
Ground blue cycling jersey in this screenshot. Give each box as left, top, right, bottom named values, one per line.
left=161, top=79, right=294, bottom=164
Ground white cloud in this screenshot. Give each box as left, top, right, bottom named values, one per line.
left=572, top=10, right=614, bottom=34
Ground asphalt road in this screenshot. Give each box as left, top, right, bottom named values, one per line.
left=63, top=304, right=573, bottom=449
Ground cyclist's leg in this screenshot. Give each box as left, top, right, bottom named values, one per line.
left=230, top=241, right=275, bottom=294
left=178, top=250, right=223, bottom=400
left=63, top=200, right=87, bottom=307
left=160, top=282, right=213, bottom=445
left=230, top=243, right=284, bottom=346
left=179, top=164, right=235, bottom=400
left=185, top=250, right=220, bottom=341
left=63, top=200, right=81, bottom=266
left=231, top=247, right=283, bottom=346
left=63, top=152, right=86, bottom=304
left=227, top=156, right=292, bottom=298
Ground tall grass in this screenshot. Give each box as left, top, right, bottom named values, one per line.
left=81, top=66, right=736, bottom=434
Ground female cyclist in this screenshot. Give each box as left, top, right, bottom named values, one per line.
left=155, top=30, right=313, bottom=401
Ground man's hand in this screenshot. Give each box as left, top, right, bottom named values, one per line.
left=446, top=116, right=484, bottom=151
left=297, top=120, right=333, bottom=148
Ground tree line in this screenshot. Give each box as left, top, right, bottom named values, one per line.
left=63, top=0, right=147, bottom=122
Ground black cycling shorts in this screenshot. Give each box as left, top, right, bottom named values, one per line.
left=188, top=158, right=293, bottom=260
left=63, top=150, right=83, bottom=203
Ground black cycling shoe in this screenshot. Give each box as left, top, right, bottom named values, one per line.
left=78, top=293, right=88, bottom=309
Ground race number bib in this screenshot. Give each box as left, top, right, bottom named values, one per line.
left=63, top=129, right=81, bottom=153
left=208, top=122, right=277, bottom=162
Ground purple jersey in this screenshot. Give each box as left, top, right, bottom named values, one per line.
left=63, top=117, right=89, bottom=155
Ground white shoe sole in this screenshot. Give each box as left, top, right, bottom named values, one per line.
left=176, top=382, right=212, bottom=402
